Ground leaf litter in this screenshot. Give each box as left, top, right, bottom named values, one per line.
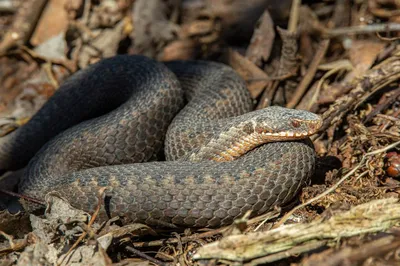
left=1, top=0, right=400, bottom=265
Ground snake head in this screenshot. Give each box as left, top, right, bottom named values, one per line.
left=252, top=106, right=322, bottom=141
left=187, top=106, right=322, bottom=162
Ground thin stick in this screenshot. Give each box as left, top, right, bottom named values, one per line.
left=288, top=0, right=301, bottom=33
left=286, top=39, right=330, bottom=109
left=0, top=189, right=45, bottom=206
left=132, top=210, right=279, bottom=248
left=133, top=226, right=227, bottom=248
left=0, top=1, right=16, bottom=13
left=125, top=246, right=166, bottom=266
left=57, top=187, right=107, bottom=266
left=325, top=23, right=400, bottom=37
left=0, top=0, right=48, bottom=53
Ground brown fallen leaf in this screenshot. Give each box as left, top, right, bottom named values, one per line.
left=245, top=9, right=275, bottom=67
left=132, top=0, right=179, bottom=58
left=225, top=49, right=270, bottom=99
left=30, top=0, right=70, bottom=46
left=161, top=39, right=199, bottom=61
left=0, top=0, right=48, bottom=53
left=205, top=0, right=292, bottom=43
left=345, top=39, right=387, bottom=81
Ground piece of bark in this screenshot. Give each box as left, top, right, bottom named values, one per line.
left=276, top=27, right=299, bottom=79
left=194, top=198, right=400, bottom=263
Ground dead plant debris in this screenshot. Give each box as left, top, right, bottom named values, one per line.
left=1, top=0, right=400, bottom=265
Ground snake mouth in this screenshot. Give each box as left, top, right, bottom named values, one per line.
left=260, top=117, right=322, bottom=139
left=261, top=131, right=313, bottom=138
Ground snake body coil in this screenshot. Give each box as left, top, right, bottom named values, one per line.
left=0, top=55, right=321, bottom=227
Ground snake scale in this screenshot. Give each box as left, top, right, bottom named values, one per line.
left=0, top=55, right=322, bottom=228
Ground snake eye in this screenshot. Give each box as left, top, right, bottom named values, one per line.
left=255, top=125, right=264, bottom=134
left=291, top=120, right=301, bottom=128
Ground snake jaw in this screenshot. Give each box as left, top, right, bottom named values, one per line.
left=256, top=114, right=322, bottom=141
left=260, top=131, right=309, bottom=140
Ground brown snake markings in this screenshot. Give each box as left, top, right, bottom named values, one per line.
left=0, top=55, right=322, bottom=228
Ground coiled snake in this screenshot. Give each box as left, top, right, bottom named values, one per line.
left=0, top=55, right=321, bottom=227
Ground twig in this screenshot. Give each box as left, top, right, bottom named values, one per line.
left=0, top=231, right=31, bottom=256
left=321, top=236, right=400, bottom=266
left=363, top=86, right=400, bottom=123
left=286, top=39, right=330, bottom=109
left=81, top=0, right=91, bottom=24
left=246, top=240, right=327, bottom=265
left=253, top=208, right=280, bottom=231
left=255, top=80, right=279, bottom=109
left=0, top=189, right=45, bottom=206
left=288, top=0, right=301, bottom=33
left=132, top=226, right=227, bottom=248
left=376, top=114, right=400, bottom=122
left=274, top=140, right=400, bottom=228
left=0, top=0, right=48, bottom=53
left=376, top=33, right=400, bottom=42
left=13, top=43, right=77, bottom=73
left=324, top=23, right=400, bottom=38
left=355, top=170, right=368, bottom=182
left=0, top=1, right=16, bottom=13
left=132, top=210, right=279, bottom=248
left=125, top=246, right=166, bottom=266
left=0, top=231, right=14, bottom=247
left=57, top=187, right=107, bottom=266
left=303, top=60, right=353, bottom=110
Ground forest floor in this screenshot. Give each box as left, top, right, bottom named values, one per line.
left=1, top=0, right=400, bottom=265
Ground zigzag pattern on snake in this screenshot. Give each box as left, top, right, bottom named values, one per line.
left=0, top=55, right=321, bottom=227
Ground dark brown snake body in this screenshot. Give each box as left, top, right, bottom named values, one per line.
left=0, top=55, right=322, bottom=227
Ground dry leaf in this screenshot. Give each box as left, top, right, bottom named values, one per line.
left=161, top=39, right=199, bottom=61
left=246, top=9, right=275, bottom=66
left=226, top=49, right=270, bottom=99
left=30, top=0, right=69, bottom=46
left=346, top=40, right=386, bottom=81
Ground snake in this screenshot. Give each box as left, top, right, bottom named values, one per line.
left=0, top=55, right=322, bottom=228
